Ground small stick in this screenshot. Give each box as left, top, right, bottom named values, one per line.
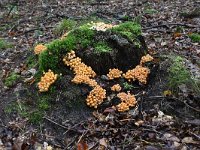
left=43, top=116, right=68, bottom=129
left=77, top=130, right=89, bottom=144
left=143, top=23, right=199, bottom=30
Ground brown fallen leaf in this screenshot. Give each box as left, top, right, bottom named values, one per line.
left=173, top=32, right=182, bottom=38
left=77, top=141, right=88, bottom=150
left=182, top=137, right=199, bottom=144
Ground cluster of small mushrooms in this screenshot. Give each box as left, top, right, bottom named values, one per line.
left=63, top=51, right=96, bottom=78
left=122, top=54, right=153, bottom=84
left=37, top=45, right=153, bottom=112
left=62, top=51, right=153, bottom=111
left=34, top=44, right=47, bottom=55
left=140, top=54, right=154, bottom=65
left=38, top=70, right=58, bottom=92
left=123, top=65, right=150, bottom=84
left=86, top=86, right=106, bottom=108
left=63, top=51, right=106, bottom=108
left=116, top=92, right=137, bottom=112
left=111, top=84, right=122, bottom=92
left=107, top=69, right=123, bottom=80
left=89, top=22, right=117, bottom=32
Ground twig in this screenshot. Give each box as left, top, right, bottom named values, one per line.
left=143, top=24, right=170, bottom=30
left=172, top=97, right=200, bottom=112
left=119, top=119, right=135, bottom=122
left=43, top=116, right=68, bottom=129
left=142, top=128, right=162, bottom=135
left=19, top=26, right=54, bottom=35
left=63, top=121, right=84, bottom=135
left=88, top=142, right=98, bottom=150
left=90, top=2, right=109, bottom=6
left=147, top=95, right=200, bottom=112
left=190, top=132, right=200, bottom=140
left=143, top=23, right=199, bottom=30
left=77, top=130, right=89, bottom=143
left=7, top=4, right=15, bottom=17
left=0, top=119, right=6, bottom=127
left=65, top=135, right=78, bottom=150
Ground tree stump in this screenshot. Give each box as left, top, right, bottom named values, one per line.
left=76, top=31, right=147, bottom=75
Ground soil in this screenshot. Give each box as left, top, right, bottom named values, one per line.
left=0, top=0, right=200, bottom=149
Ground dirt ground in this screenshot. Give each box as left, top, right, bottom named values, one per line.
left=0, top=0, right=200, bottom=149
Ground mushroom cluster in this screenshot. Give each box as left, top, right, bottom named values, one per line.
left=63, top=51, right=107, bottom=108
left=72, top=75, right=98, bottom=87
left=116, top=92, right=137, bottom=112
left=34, top=44, right=47, bottom=55
left=38, top=70, right=58, bottom=92
left=123, top=65, right=150, bottom=84
left=107, top=68, right=123, bottom=80
left=140, top=54, right=154, bottom=65
left=111, top=84, right=122, bottom=92
left=63, top=51, right=96, bottom=78
left=86, top=86, right=106, bottom=108
left=89, top=22, right=116, bottom=32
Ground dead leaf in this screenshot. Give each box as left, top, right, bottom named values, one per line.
left=161, top=41, right=167, bottom=46
left=135, top=120, right=144, bottom=126
left=77, top=141, right=88, bottom=150
left=182, top=137, right=198, bottom=144
left=103, top=107, right=115, bottom=113
left=47, top=146, right=53, bottom=150
left=93, top=111, right=106, bottom=122
left=162, top=133, right=180, bottom=142
left=152, top=111, right=174, bottom=125
left=173, top=32, right=182, bottom=38
left=99, top=138, right=107, bottom=148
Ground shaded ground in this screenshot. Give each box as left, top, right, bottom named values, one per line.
left=0, top=0, right=200, bottom=149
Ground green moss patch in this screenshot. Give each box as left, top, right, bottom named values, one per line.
left=0, top=39, right=13, bottom=50
left=111, top=22, right=141, bottom=40
left=39, top=24, right=95, bottom=72
left=54, top=19, right=77, bottom=35
left=189, top=33, right=200, bottom=42
left=38, top=21, right=141, bottom=73
left=4, top=72, right=20, bottom=87
left=94, top=42, right=112, bottom=53
left=26, top=55, right=38, bottom=68
left=168, top=56, right=191, bottom=90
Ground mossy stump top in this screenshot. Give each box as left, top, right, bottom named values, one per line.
left=39, top=21, right=147, bottom=75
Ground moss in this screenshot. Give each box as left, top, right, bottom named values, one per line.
left=39, top=25, right=94, bottom=72
left=144, top=8, right=158, bottom=14
left=111, top=22, right=142, bottom=48
left=175, top=26, right=184, bottom=33
left=111, top=21, right=141, bottom=40
left=123, top=82, right=134, bottom=90
left=39, top=50, right=59, bottom=72
left=70, top=24, right=95, bottom=48
left=168, top=56, right=191, bottom=91
left=26, top=55, right=38, bottom=68
left=4, top=72, right=20, bottom=87
left=28, top=110, right=44, bottom=124
left=189, top=33, right=200, bottom=42
left=94, top=42, right=112, bottom=53
left=5, top=101, right=29, bottom=117
left=38, top=95, right=50, bottom=110
left=38, top=36, right=77, bottom=72
left=54, top=19, right=77, bottom=35
left=0, top=39, right=13, bottom=50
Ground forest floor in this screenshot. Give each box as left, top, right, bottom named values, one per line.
left=0, top=0, right=200, bottom=150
